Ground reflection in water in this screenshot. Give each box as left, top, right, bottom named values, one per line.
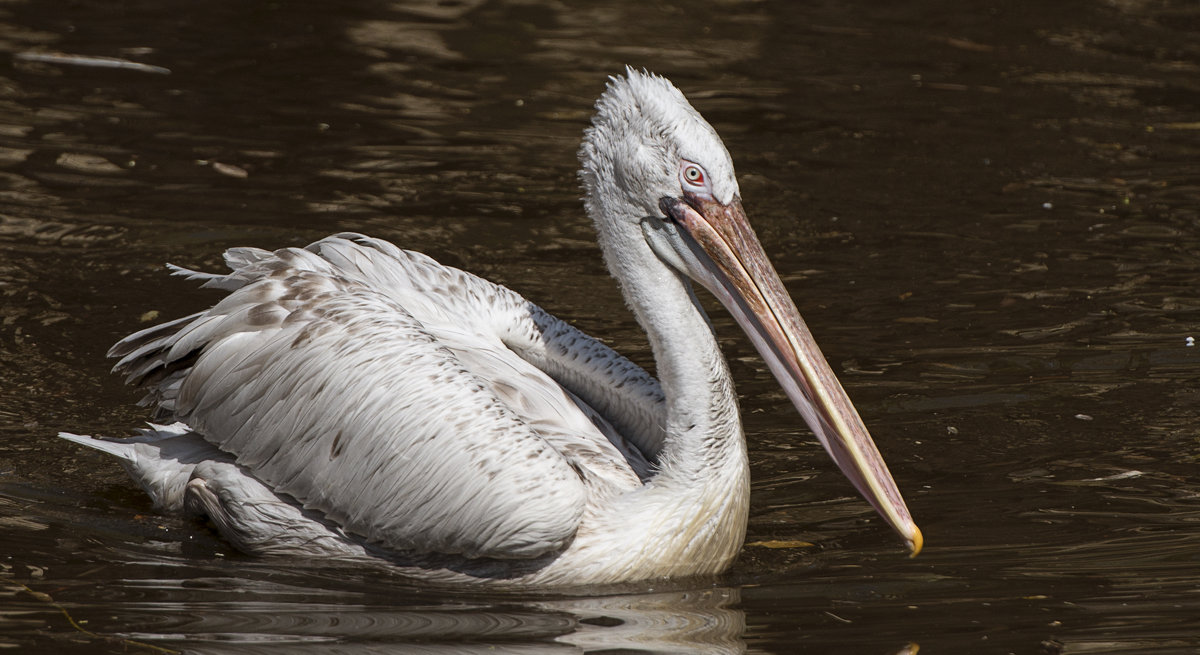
left=543, top=589, right=744, bottom=654
left=9, top=553, right=747, bottom=653
left=8, top=560, right=927, bottom=655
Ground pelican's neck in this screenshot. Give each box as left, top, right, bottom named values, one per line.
left=602, top=226, right=748, bottom=486
left=589, top=224, right=751, bottom=578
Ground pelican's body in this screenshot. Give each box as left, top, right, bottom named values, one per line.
left=62, top=70, right=920, bottom=586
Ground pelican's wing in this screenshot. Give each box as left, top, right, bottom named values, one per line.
left=110, top=234, right=660, bottom=560
left=299, top=234, right=668, bottom=460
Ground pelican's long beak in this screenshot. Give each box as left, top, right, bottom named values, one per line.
left=659, top=194, right=922, bottom=556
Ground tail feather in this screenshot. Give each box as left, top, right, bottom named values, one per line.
left=57, top=423, right=229, bottom=511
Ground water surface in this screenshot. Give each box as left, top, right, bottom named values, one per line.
left=3, top=1, right=1200, bottom=653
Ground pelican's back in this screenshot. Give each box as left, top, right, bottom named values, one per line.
left=99, top=233, right=664, bottom=562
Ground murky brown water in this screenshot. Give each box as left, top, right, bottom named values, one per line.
left=3, top=0, right=1200, bottom=652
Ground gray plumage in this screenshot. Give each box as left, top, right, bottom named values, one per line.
left=61, top=69, right=920, bottom=586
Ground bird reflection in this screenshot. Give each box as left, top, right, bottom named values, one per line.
left=103, top=578, right=918, bottom=655
left=146, top=585, right=744, bottom=654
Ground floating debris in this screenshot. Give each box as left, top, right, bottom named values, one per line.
left=823, top=610, right=853, bottom=624
left=55, top=152, right=123, bottom=174
left=210, top=161, right=249, bottom=179
left=1078, top=470, right=1144, bottom=483
left=1187, top=336, right=1194, bottom=347
left=15, top=51, right=170, bottom=75
left=1074, top=413, right=1093, bottom=421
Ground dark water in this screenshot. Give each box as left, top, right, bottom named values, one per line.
left=3, top=0, right=1199, bottom=652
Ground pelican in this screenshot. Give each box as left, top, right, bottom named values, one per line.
left=61, top=69, right=921, bottom=586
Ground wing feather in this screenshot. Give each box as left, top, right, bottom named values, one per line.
left=113, top=234, right=666, bottom=560
left=308, top=234, right=668, bottom=460
left=183, top=284, right=590, bottom=558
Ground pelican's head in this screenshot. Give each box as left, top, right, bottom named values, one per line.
left=579, top=69, right=923, bottom=557
left=580, top=68, right=740, bottom=230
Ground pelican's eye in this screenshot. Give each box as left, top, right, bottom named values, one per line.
left=680, top=161, right=707, bottom=190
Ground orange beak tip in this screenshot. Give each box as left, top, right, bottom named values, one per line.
left=907, top=526, right=924, bottom=558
